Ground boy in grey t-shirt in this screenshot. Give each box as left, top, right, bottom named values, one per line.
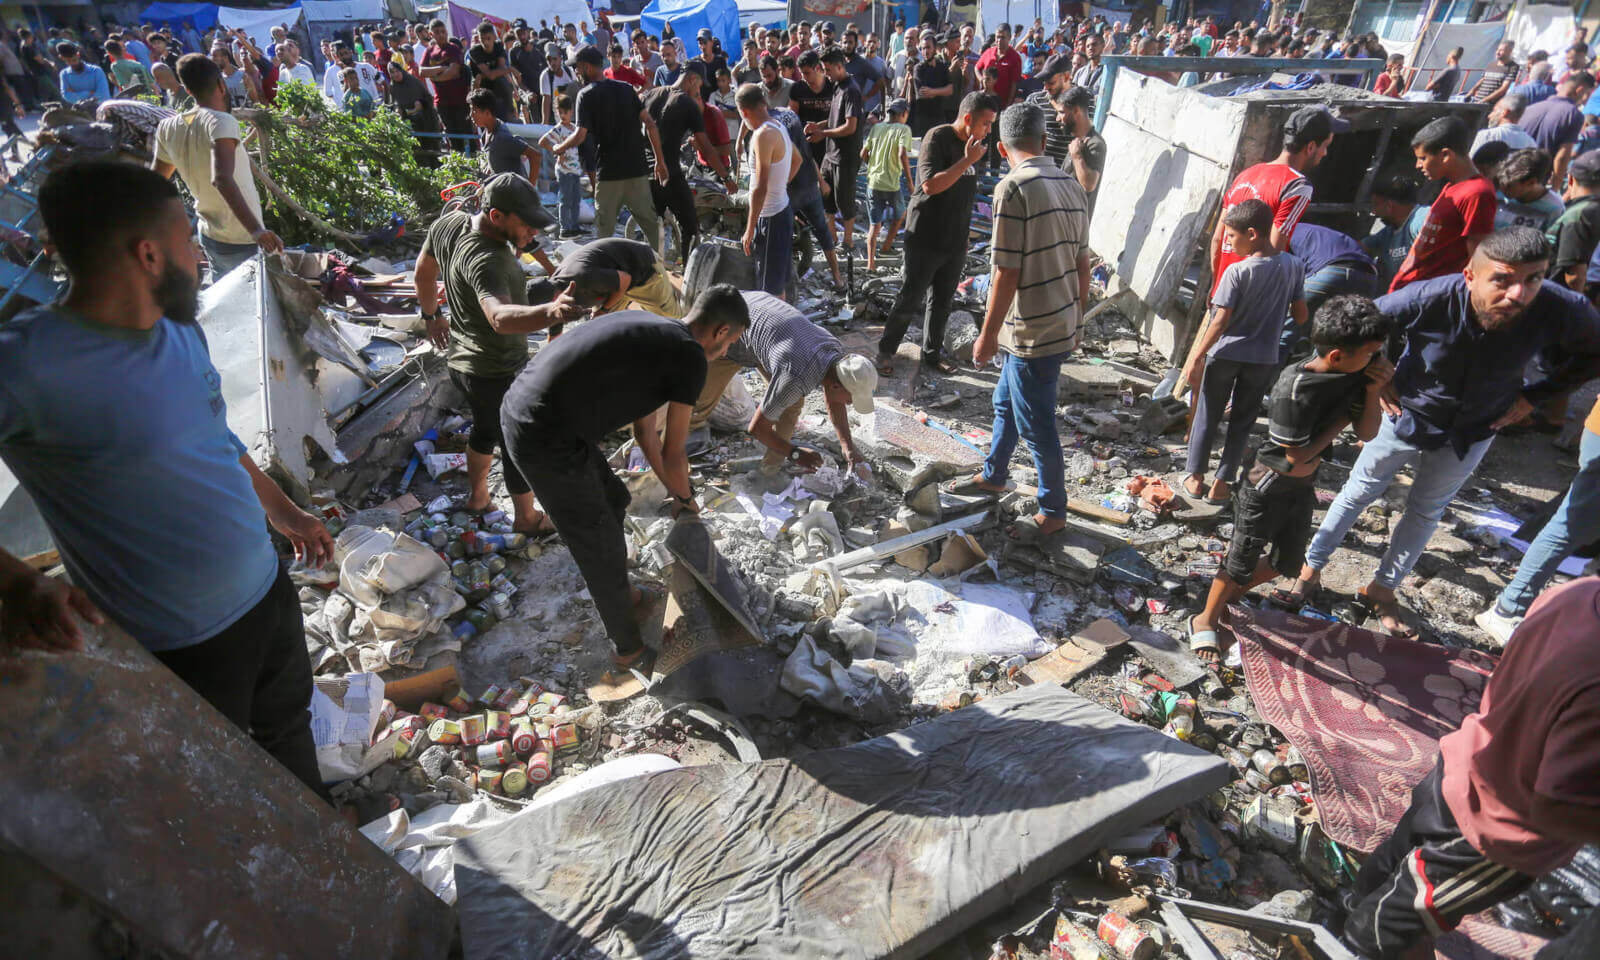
left=1180, top=198, right=1308, bottom=503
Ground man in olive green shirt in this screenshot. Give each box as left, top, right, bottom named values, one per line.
left=414, top=173, right=581, bottom=535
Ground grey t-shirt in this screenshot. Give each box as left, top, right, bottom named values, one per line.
left=1209, top=252, right=1305, bottom=365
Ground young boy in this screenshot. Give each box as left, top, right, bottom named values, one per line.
left=539, top=94, right=584, bottom=237
left=1182, top=199, right=1308, bottom=503
left=470, top=87, right=541, bottom=179
left=1188, top=295, right=1392, bottom=661
left=1547, top=149, right=1600, bottom=290
left=340, top=66, right=374, bottom=118
left=861, top=97, right=913, bottom=273
left=978, top=65, right=1003, bottom=173
left=1389, top=116, right=1497, bottom=292
left=1491, top=147, right=1564, bottom=233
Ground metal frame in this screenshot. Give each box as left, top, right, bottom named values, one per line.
left=1092, top=56, right=1388, bottom=131
left=0, top=138, right=61, bottom=316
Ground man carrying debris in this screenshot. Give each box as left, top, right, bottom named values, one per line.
left=529, top=236, right=683, bottom=319
left=0, top=162, right=333, bottom=800
left=501, top=285, right=750, bottom=679
left=961, top=102, right=1090, bottom=542
left=876, top=90, right=1000, bottom=376
left=1342, top=576, right=1600, bottom=959
left=152, top=52, right=283, bottom=281
left=414, top=173, right=583, bottom=539
left=1290, top=228, right=1600, bottom=637
left=690, top=291, right=878, bottom=474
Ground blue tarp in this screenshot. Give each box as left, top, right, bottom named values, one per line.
left=641, top=0, right=739, bottom=60
left=139, top=2, right=221, bottom=30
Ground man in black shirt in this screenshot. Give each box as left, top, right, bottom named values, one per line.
left=500, top=285, right=750, bottom=677
left=790, top=50, right=835, bottom=165
left=532, top=236, right=683, bottom=318
left=643, top=69, right=737, bottom=261
left=685, top=27, right=728, bottom=89
left=553, top=45, right=669, bottom=249
left=809, top=48, right=863, bottom=259
left=910, top=31, right=950, bottom=137
left=509, top=24, right=546, bottom=123
left=468, top=20, right=516, bottom=120
left=877, top=91, right=998, bottom=374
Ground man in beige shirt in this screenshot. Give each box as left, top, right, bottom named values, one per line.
left=152, top=51, right=282, bottom=281
left=961, top=101, right=1089, bottom=542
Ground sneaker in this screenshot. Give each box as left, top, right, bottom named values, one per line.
left=1473, top=605, right=1522, bottom=647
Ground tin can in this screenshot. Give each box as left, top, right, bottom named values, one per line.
left=1216, top=743, right=1252, bottom=772
left=526, top=701, right=553, bottom=718
left=501, top=762, right=529, bottom=796
left=1243, top=768, right=1276, bottom=792
left=476, top=741, right=513, bottom=767
left=1096, top=910, right=1157, bottom=960
left=547, top=719, right=580, bottom=752
left=1285, top=745, right=1310, bottom=783
left=492, top=682, right=524, bottom=710
left=487, top=555, right=507, bottom=574
left=537, top=691, right=566, bottom=710
left=458, top=713, right=487, bottom=746
left=391, top=714, right=427, bottom=737
left=518, top=677, right=546, bottom=696
left=477, top=684, right=503, bottom=707
left=489, top=591, right=514, bottom=620
left=420, top=701, right=451, bottom=720
left=1253, top=748, right=1291, bottom=785
left=484, top=710, right=512, bottom=740
left=511, top=720, right=539, bottom=756
left=508, top=693, right=532, bottom=716
left=445, top=686, right=474, bottom=713
left=375, top=698, right=398, bottom=729
left=477, top=767, right=504, bottom=793
left=527, top=750, right=551, bottom=782
left=428, top=717, right=462, bottom=745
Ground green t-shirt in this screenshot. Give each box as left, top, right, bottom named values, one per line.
left=420, top=211, right=529, bottom=377
left=864, top=121, right=912, bottom=192
left=110, top=58, right=151, bottom=91
left=343, top=88, right=374, bottom=118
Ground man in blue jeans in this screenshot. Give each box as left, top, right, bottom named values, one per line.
left=958, top=103, right=1090, bottom=540
left=1475, top=395, right=1600, bottom=643
left=1290, top=228, right=1600, bottom=636
left=1281, top=223, right=1379, bottom=364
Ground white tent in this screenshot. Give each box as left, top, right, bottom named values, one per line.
left=447, top=0, right=594, bottom=31
left=737, top=0, right=785, bottom=29
left=216, top=4, right=303, bottom=48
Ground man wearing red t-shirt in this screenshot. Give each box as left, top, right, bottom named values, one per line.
left=605, top=42, right=648, bottom=89
left=420, top=19, right=471, bottom=152
left=974, top=23, right=1022, bottom=106
left=1208, top=105, right=1346, bottom=298
left=1389, top=116, right=1497, bottom=292
left=1343, top=577, right=1600, bottom=959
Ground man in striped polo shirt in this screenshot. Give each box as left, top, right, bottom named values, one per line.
left=964, top=102, right=1090, bottom=542
left=1022, top=51, right=1072, bottom=168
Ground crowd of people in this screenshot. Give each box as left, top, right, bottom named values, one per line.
left=0, top=10, right=1597, bottom=959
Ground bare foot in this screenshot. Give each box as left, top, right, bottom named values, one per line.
left=1183, top=474, right=1207, bottom=498
left=1358, top=585, right=1418, bottom=638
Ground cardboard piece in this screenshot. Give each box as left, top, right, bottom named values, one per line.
left=1014, top=639, right=1108, bottom=687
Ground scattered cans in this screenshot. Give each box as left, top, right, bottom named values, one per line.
left=428, top=717, right=462, bottom=745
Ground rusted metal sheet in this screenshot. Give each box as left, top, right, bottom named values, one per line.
left=0, top=619, right=453, bottom=959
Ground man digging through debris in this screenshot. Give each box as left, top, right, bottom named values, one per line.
left=501, top=285, right=750, bottom=682
left=414, top=173, right=585, bottom=539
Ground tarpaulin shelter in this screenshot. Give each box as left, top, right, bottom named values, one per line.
left=642, top=0, right=739, bottom=56
left=737, top=0, right=786, bottom=30
left=139, top=3, right=305, bottom=48
left=300, top=0, right=389, bottom=71
left=440, top=0, right=595, bottom=36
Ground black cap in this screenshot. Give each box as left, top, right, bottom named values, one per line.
left=1283, top=104, right=1351, bottom=144
left=483, top=173, right=554, bottom=230
left=696, top=27, right=713, bottom=40
left=1040, top=52, right=1072, bottom=79
left=1571, top=149, right=1600, bottom=186
left=513, top=17, right=528, bottom=28
left=572, top=44, right=604, bottom=67
left=822, top=21, right=836, bottom=32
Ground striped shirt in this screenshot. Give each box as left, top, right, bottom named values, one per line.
left=1025, top=88, right=1071, bottom=169
left=991, top=156, right=1090, bottom=359
left=727, top=292, right=844, bottom=416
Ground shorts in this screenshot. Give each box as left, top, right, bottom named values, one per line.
left=1223, top=464, right=1315, bottom=584
left=869, top=188, right=905, bottom=225
left=822, top=158, right=860, bottom=219
left=792, top=190, right=836, bottom=252
left=448, top=365, right=531, bottom=496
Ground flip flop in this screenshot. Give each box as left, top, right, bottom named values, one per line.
left=941, top=474, right=1012, bottom=497
left=596, top=647, right=658, bottom=691
left=921, top=357, right=959, bottom=375
left=1006, top=514, right=1056, bottom=544
left=1188, top=615, right=1221, bottom=656
left=1357, top=592, right=1420, bottom=640
left=1267, top=588, right=1304, bottom=612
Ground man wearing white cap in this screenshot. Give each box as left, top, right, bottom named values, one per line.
left=690, top=290, right=878, bottom=474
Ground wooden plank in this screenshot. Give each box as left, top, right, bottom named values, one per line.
left=822, top=510, right=990, bottom=572
left=1067, top=498, right=1132, bottom=526
left=1014, top=639, right=1107, bottom=687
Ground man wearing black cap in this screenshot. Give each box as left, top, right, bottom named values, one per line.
left=1024, top=52, right=1072, bottom=167
left=686, top=27, right=727, bottom=89
left=553, top=45, right=669, bottom=249
left=808, top=47, right=864, bottom=257
left=413, top=173, right=583, bottom=537
left=1207, top=104, right=1345, bottom=299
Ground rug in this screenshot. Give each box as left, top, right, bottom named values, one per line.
left=1230, top=605, right=1498, bottom=854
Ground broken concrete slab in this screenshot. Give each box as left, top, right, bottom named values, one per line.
left=856, top=402, right=987, bottom=493
left=454, top=684, right=1230, bottom=960
left=1008, top=529, right=1106, bottom=584
left=0, top=618, right=452, bottom=959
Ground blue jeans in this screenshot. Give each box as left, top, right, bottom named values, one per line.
left=557, top=172, right=581, bottom=233
left=1279, top=264, right=1380, bottom=363
left=1305, top=415, right=1494, bottom=589
left=1496, top=426, right=1600, bottom=617
left=753, top=206, right=793, bottom=296
left=201, top=232, right=257, bottom=283
left=984, top=352, right=1067, bottom=518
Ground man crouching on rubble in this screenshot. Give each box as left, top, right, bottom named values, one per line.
left=689, top=290, right=878, bottom=475
left=0, top=162, right=334, bottom=801
left=1341, top=576, right=1600, bottom=959
left=501, top=284, right=749, bottom=681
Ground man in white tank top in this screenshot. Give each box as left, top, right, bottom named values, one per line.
left=736, top=82, right=802, bottom=297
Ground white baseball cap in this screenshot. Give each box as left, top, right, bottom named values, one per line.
left=833, top=354, right=878, bottom=415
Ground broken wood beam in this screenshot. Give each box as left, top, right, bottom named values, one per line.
left=1067, top=498, right=1132, bottom=526
left=1151, top=896, right=1359, bottom=960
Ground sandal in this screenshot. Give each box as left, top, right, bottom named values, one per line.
left=513, top=511, right=560, bottom=541
left=921, top=357, right=959, bottom=375
left=1356, top=590, right=1419, bottom=639
left=940, top=474, right=1011, bottom=497
left=1006, top=514, right=1060, bottom=544
left=1188, top=615, right=1221, bottom=659
left=1267, top=588, right=1304, bottom=612
left=598, top=647, right=657, bottom=688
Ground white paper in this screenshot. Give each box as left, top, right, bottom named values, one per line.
left=310, top=672, right=385, bottom=782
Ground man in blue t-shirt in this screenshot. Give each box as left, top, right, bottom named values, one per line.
left=0, top=162, right=334, bottom=800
